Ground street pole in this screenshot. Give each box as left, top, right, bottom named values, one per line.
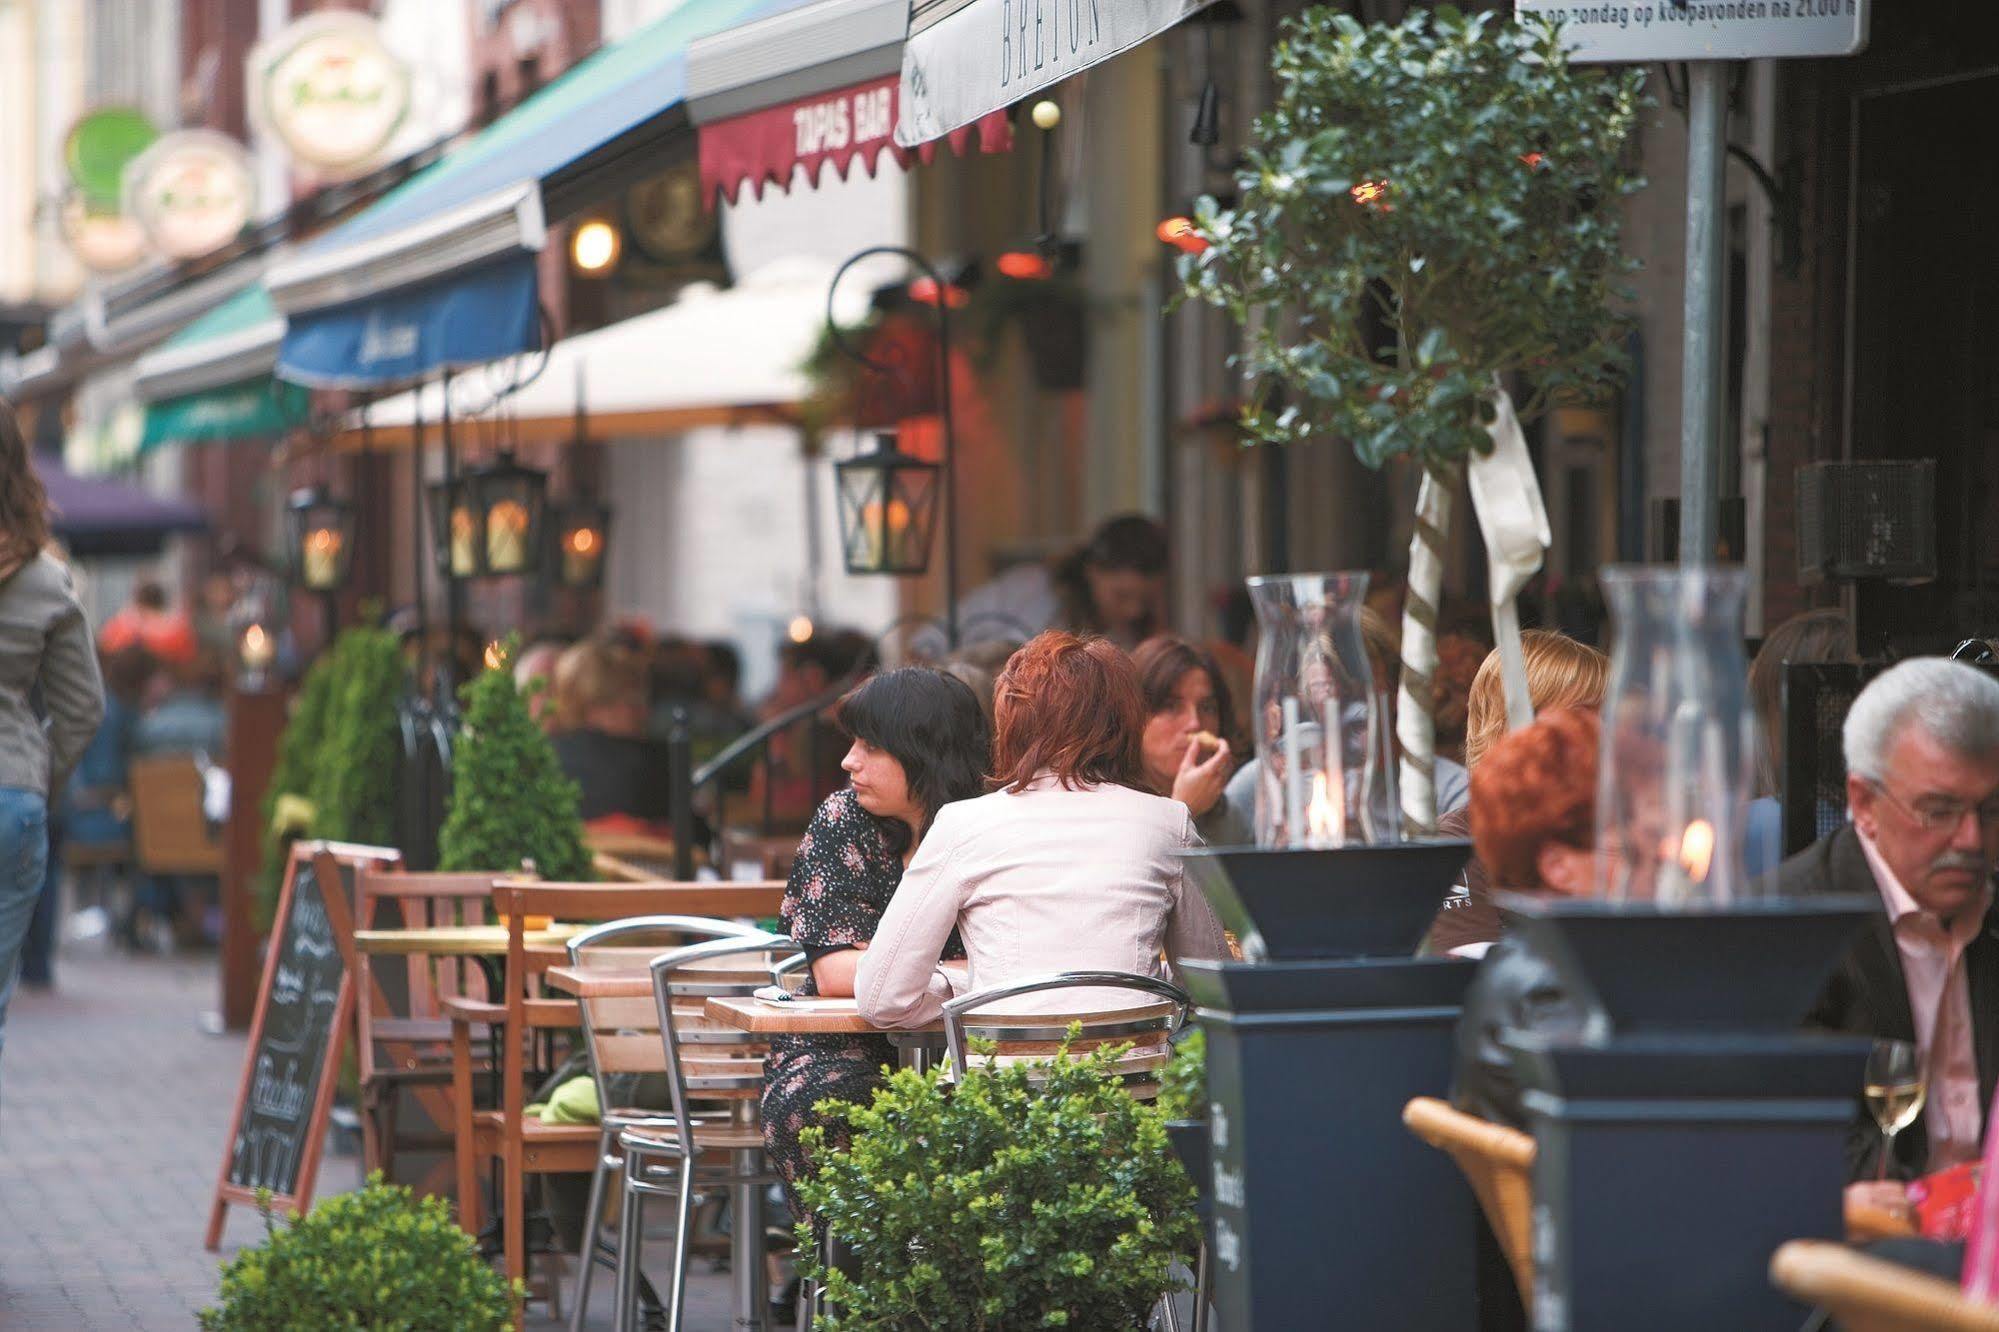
left=1678, top=61, right=1729, bottom=568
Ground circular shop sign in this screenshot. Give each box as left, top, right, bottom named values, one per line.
left=122, top=130, right=256, bottom=260
left=251, top=12, right=411, bottom=175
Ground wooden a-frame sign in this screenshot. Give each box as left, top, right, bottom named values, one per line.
left=204, top=841, right=400, bottom=1249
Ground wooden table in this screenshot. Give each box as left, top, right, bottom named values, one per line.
left=354, top=923, right=585, bottom=958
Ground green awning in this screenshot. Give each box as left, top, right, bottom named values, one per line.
left=141, top=378, right=308, bottom=450
left=134, top=283, right=302, bottom=448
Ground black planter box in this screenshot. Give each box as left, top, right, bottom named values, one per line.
left=1180, top=840, right=1471, bottom=961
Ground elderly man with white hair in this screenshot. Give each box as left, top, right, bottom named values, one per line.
left=1779, top=658, right=1999, bottom=1190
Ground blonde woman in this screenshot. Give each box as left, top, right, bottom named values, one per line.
left=1428, top=630, right=1608, bottom=955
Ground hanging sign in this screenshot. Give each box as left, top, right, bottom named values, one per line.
left=1514, top=1, right=1868, bottom=63
left=250, top=12, right=412, bottom=175
left=896, top=0, right=1213, bottom=147
left=123, top=130, right=256, bottom=260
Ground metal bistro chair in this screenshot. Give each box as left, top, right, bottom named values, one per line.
left=564, top=915, right=770, bottom=1332
left=941, top=971, right=1200, bottom=1331
left=616, top=932, right=798, bottom=1332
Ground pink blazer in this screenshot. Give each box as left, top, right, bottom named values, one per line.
left=854, top=776, right=1230, bottom=1026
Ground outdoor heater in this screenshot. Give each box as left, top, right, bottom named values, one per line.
left=426, top=450, right=548, bottom=580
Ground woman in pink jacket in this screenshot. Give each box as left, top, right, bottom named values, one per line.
left=856, top=631, right=1227, bottom=1026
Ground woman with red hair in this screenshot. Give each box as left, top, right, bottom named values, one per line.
left=1452, top=708, right=1605, bottom=1131
left=855, top=631, right=1228, bottom=1025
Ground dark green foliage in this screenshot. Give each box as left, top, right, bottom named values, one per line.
left=437, top=654, right=591, bottom=881
left=255, top=650, right=340, bottom=930
left=796, top=1036, right=1198, bottom=1330
left=1181, top=7, right=1645, bottom=464
left=199, top=1174, right=516, bottom=1330
left=306, top=627, right=405, bottom=850
left=1154, top=1027, right=1207, bottom=1123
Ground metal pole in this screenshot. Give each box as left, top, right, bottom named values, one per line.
left=935, top=278, right=960, bottom=650
left=1678, top=61, right=1729, bottom=568
left=440, top=369, right=460, bottom=688
left=669, top=706, right=696, bottom=880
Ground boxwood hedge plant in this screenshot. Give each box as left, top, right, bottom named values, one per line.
left=1182, top=6, right=1642, bottom=827
left=437, top=643, right=591, bottom=882
left=199, top=1174, right=516, bottom=1330
left=796, top=1035, right=1197, bottom=1330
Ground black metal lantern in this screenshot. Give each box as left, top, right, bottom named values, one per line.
left=834, top=429, right=941, bottom=576
left=427, top=451, right=548, bottom=580
left=549, top=499, right=611, bottom=588
left=286, top=486, right=355, bottom=592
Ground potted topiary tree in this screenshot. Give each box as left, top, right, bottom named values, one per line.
left=200, top=1174, right=517, bottom=1330
left=307, top=625, right=405, bottom=851
left=437, top=646, right=591, bottom=883
left=1182, top=7, right=1643, bottom=828
left=796, top=1039, right=1198, bottom=1330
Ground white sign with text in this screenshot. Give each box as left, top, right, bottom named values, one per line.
left=1515, top=0, right=1867, bottom=63
left=897, top=0, right=1212, bottom=146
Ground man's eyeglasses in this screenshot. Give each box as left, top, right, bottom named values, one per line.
left=1866, top=779, right=1999, bottom=834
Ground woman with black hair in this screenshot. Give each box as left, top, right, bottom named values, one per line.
left=761, top=667, right=990, bottom=1220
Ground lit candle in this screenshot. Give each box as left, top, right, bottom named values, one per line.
left=486, top=499, right=530, bottom=573
left=1282, top=697, right=1304, bottom=847
left=449, top=506, right=477, bottom=576
left=302, top=528, right=342, bottom=590
left=562, top=525, right=600, bottom=584
left=240, top=624, right=275, bottom=673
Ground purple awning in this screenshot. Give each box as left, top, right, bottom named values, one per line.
left=36, top=452, right=208, bottom=557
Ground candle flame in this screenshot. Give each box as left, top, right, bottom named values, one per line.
left=1677, top=819, right=1716, bottom=883
left=484, top=639, right=506, bottom=671
left=565, top=526, right=598, bottom=555
left=1307, top=771, right=1345, bottom=847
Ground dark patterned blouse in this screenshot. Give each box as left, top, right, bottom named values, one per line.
left=761, top=788, right=960, bottom=1215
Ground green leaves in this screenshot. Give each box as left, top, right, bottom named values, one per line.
left=796, top=1034, right=1198, bottom=1331
left=1182, top=6, right=1644, bottom=465
left=200, top=1174, right=517, bottom=1330
left=307, top=627, right=405, bottom=852
left=436, top=657, right=592, bottom=881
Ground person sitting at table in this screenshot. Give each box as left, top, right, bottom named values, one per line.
left=761, top=667, right=990, bottom=1223
left=855, top=631, right=1229, bottom=1029
left=1132, top=635, right=1246, bottom=846
left=1427, top=631, right=1608, bottom=956
left=1451, top=708, right=1604, bottom=1131
left=1783, top=658, right=1999, bottom=1187
left=548, top=636, right=677, bottom=831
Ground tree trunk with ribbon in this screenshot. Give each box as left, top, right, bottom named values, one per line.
left=1396, top=461, right=1458, bottom=833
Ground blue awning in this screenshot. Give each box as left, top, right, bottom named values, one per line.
left=273, top=253, right=540, bottom=389
left=268, top=0, right=809, bottom=389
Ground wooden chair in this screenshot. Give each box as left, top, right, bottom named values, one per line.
left=352, top=868, right=500, bottom=1185
left=560, top=914, right=770, bottom=1332
left=128, top=755, right=223, bottom=876
left=616, top=932, right=797, bottom=1332
left=1402, top=1096, right=1924, bottom=1320
left=443, top=880, right=786, bottom=1315
left=1402, top=1097, right=1538, bottom=1311
left=1772, top=1240, right=1999, bottom=1332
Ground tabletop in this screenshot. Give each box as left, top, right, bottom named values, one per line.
left=353, top=924, right=584, bottom=956
left=545, top=954, right=776, bottom=998
left=704, top=993, right=943, bottom=1035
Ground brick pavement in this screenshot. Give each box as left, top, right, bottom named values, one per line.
left=0, top=951, right=741, bottom=1330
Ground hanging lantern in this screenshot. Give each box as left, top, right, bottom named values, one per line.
left=834, top=429, right=940, bottom=575
left=427, top=451, right=548, bottom=580
left=286, top=486, right=354, bottom=592
left=549, top=499, right=611, bottom=588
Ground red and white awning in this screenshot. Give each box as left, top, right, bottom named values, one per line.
left=698, top=73, right=1009, bottom=205
left=687, top=0, right=1010, bottom=208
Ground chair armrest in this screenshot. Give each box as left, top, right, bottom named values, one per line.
left=442, top=996, right=507, bottom=1026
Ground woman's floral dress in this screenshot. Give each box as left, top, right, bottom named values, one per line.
left=761, top=788, right=959, bottom=1218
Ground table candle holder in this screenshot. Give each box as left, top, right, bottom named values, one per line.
left=1245, top=572, right=1394, bottom=848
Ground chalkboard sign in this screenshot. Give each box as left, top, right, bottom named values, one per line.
left=205, top=841, right=400, bottom=1249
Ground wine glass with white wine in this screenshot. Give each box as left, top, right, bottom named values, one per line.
left=1863, top=1039, right=1926, bottom=1180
